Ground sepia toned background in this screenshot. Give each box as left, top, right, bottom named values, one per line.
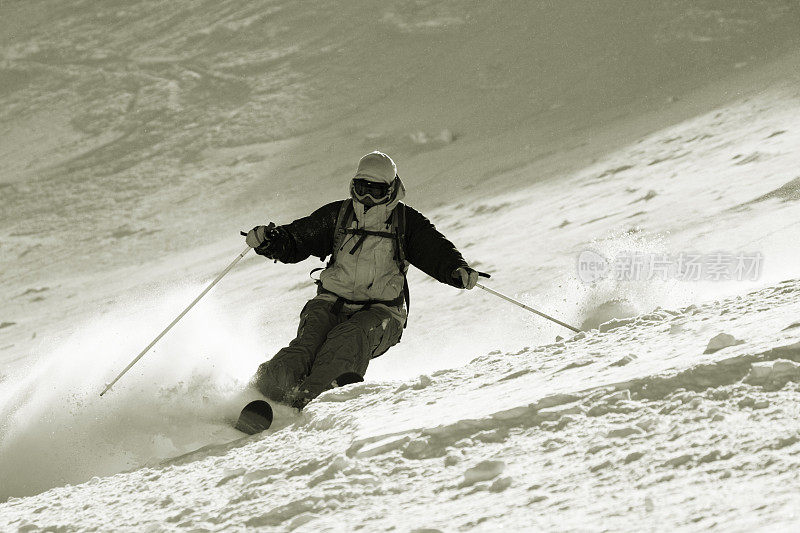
left=2, top=1, right=800, bottom=529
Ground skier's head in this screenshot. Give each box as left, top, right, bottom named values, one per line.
left=351, top=151, right=399, bottom=207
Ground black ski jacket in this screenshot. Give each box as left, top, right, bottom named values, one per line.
left=274, top=201, right=468, bottom=288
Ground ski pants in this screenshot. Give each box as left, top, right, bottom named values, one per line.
left=253, top=297, right=403, bottom=407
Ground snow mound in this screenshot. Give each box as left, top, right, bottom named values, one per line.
left=580, top=299, right=639, bottom=331
left=704, top=332, right=744, bottom=354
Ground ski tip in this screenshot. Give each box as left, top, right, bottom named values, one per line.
left=235, top=400, right=274, bottom=435
left=333, top=372, right=364, bottom=387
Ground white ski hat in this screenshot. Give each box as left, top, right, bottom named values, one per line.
left=354, top=151, right=397, bottom=183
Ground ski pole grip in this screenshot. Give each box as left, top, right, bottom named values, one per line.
left=478, top=271, right=491, bottom=279
left=240, top=231, right=247, bottom=236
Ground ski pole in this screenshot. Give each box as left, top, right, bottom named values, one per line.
left=475, top=273, right=581, bottom=333
left=100, top=243, right=252, bottom=396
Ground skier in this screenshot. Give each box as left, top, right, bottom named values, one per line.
left=245, top=151, right=479, bottom=409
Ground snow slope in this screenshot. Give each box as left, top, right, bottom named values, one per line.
left=2, top=280, right=800, bottom=531
left=3, top=0, right=800, bottom=530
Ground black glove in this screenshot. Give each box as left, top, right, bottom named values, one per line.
left=246, top=223, right=290, bottom=260
left=452, top=267, right=479, bottom=289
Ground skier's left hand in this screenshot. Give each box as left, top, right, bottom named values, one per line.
left=452, top=267, right=479, bottom=290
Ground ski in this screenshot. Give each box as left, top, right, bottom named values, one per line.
left=332, top=372, right=364, bottom=387
left=234, top=400, right=273, bottom=435
left=234, top=373, right=364, bottom=435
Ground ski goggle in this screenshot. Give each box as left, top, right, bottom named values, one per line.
left=352, top=178, right=393, bottom=200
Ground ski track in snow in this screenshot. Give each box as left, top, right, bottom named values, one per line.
left=2, top=280, right=800, bottom=531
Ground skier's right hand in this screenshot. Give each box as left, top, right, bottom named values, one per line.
left=246, top=223, right=289, bottom=259
left=246, top=223, right=275, bottom=248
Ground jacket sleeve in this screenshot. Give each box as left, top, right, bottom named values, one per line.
left=275, top=201, right=342, bottom=263
left=404, top=205, right=469, bottom=287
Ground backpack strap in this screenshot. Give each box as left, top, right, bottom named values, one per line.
left=393, top=203, right=409, bottom=328
left=329, top=199, right=355, bottom=267
left=347, top=228, right=397, bottom=255
left=310, top=199, right=353, bottom=280
left=394, top=202, right=407, bottom=269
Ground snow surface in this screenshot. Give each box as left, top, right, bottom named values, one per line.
left=3, top=281, right=800, bottom=531
left=2, top=1, right=800, bottom=531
